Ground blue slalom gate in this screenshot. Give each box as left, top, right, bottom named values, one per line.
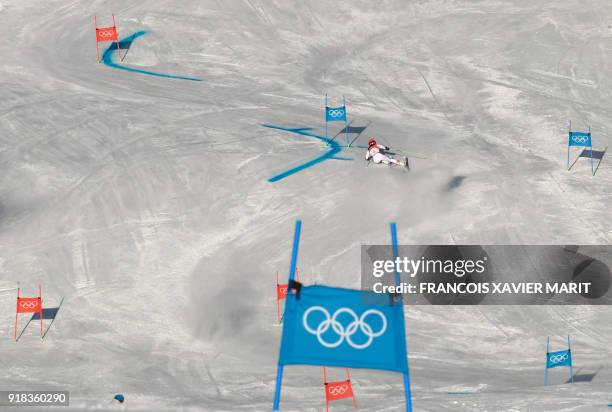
left=544, top=335, right=574, bottom=385
left=272, top=221, right=413, bottom=411
left=567, top=121, right=594, bottom=175
left=325, top=95, right=349, bottom=146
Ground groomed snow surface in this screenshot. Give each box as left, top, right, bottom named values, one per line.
left=1, top=0, right=612, bottom=410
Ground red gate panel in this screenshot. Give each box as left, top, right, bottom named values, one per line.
left=323, top=367, right=357, bottom=411
left=14, top=286, right=43, bottom=340
left=96, top=26, right=118, bottom=42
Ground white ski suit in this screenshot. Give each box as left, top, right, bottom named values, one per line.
left=365, top=144, right=404, bottom=166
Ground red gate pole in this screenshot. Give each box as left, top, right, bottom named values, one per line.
left=112, top=14, right=121, bottom=60
left=93, top=16, right=100, bottom=62
left=323, top=367, right=328, bottom=412
left=276, top=271, right=281, bottom=323
left=276, top=268, right=299, bottom=323
left=39, top=285, right=43, bottom=337
left=347, top=368, right=357, bottom=408
left=14, top=288, right=20, bottom=341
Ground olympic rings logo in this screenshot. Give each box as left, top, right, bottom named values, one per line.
left=572, top=136, right=589, bottom=144
left=549, top=353, right=569, bottom=364
left=98, top=29, right=115, bottom=38
left=20, top=301, right=38, bottom=309
left=328, top=109, right=345, bottom=118
left=302, top=306, right=387, bottom=350
left=328, top=384, right=348, bottom=396
left=278, top=286, right=288, bottom=294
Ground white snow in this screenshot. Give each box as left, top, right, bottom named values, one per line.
left=0, top=0, right=611, bottom=411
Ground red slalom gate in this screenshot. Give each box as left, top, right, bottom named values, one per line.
left=14, top=286, right=43, bottom=340
left=323, top=367, right=357, bottom=412
left=276, top=268, right=299, bottom=323
left=93, top=14, right=121, bottom=62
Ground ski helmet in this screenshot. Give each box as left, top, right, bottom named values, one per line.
left=368, top=138, right=377, bottom=147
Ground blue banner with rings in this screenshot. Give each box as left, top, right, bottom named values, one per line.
left=278, top=285, right=408, bottom=373
left=568, top=131, right=592, bottom=147
left=546, top=349, right=572, bottom=369
left=326, top=106, right=347, bottom=122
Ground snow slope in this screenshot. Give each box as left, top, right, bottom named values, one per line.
left=1, top=0, right=612, bottom=410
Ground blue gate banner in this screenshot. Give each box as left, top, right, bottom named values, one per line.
left=546, top=349, right=572, bottom=369
left=569, top=132, right=592, bottom=147
left=278, top=285, right=408, bottom=373
left=326, top=106, right=347, bottom=122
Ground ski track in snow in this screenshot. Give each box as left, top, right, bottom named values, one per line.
left=102, top=31, right=203, bottom=81
left=0, top=1, right=611, bottom=411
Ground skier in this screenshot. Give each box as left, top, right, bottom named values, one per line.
left=365, top=138, right=408, bottom=168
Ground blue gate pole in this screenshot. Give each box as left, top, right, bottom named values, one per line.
left=272, top=220, right=302, bottom=411
left=544, top=336, right=549, bottom=386
left=589, top=127, right=594, bottom=176
left=390, top=223, right=401, bottom=287
left=325, top=94, right=328, bottom=144
left=288, top=220, right=302, bottom=283
left=343, top=96, right=348, bottom=146
left=568, top=335, right=574, bottom=384
left=272, top=364, right=284, bottom=412
left=567, top=121, right=571, bottom=170
left=390, top=222, right=413, bottom=412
